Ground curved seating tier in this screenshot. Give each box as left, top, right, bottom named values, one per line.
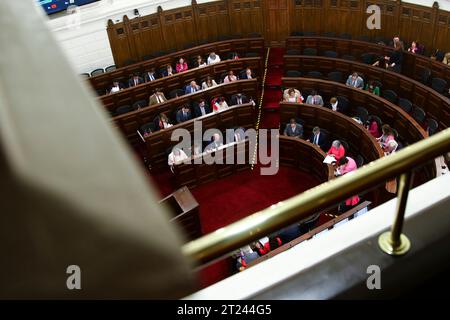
left=101, top=57, right=262, bottom=112
left=90, top=37, right=265, bottom=91
left=286, top=36, right=450, bottom=87
left=283, top=55, right=450, bottom=130
left=279, top=136, right=334, bottom=183
left=280, top=102, right=384, bottom=166
left=281, top=77, right=428, bottom=146
left=145, top=103, right=255, bottom=169
left=112, top=79, right=259, bottom=144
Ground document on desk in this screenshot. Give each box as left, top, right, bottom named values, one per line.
left=323, top=155, right=336, bottom=164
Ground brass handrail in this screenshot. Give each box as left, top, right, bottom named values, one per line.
left=182, top=127, right=450, bottom=265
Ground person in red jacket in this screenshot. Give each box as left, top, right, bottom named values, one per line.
left=175, top=57, right=188, bottom=73
left=256, top=236, right=282, bottom=256
left=327, top=140, right=346, bottom=163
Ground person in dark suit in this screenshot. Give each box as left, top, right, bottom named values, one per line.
left=162, top=65, right=176, bottom=77
left=308, top=126, right=327, bottom=150
left=185, top=81, right=201, bottom=94
left=128, top=73, right=144, bottom=87
left=385, top=42, right=403, bottom=73
left=284, top=118, right=303, bottom=138
left=144, top=68, right=158, bottom=82
left=230, top=93, right=249, bottom=106
left=193, top=99, right=212, bottom=118
left=176, top=105, right=192, bottom=123
left=277, top=224, right=302, bottom=243
left=240, top=67, right=254, bottom=79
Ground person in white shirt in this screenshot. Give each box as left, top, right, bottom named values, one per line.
left=196, top=55, right=207, bottom=68
left=168, top=148, right=188, bottom=171
left=213, top=97, right=229, bottom=112
left=330, top=97, right=339, bottom=111
left=201, top=76, right=218, bottom=89
left=207, top=52, right=221, bottom=65
left=223, top=70, right=237, bottom=83
left=110, top=81, right=122, bottom=94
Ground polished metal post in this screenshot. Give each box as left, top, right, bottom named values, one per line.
left=378, top=172, right=413, bottom=256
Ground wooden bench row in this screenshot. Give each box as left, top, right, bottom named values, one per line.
left=89, top=38, right=265, bottom=92
left=283, top=56, right=450, bottom=131
left=112, top=79, right=259, bottom=145
left=101, top=57, right=262, bottom=113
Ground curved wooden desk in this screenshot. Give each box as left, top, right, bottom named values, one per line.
left=283, top=55, right=450, bottom=130
left=112, top=79, right=259, bottom=144
left=286, top=36, right=450, bottom=86
left=280, top=102, right=384, bottom=166
left=89, top=37, right=265, bottom=90
left=100, top=57, right=262, bottom=113
left=145, top=103, right=255, bottom=169
left=281, top=77, right=428, bottom=146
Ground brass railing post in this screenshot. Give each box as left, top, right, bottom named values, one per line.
left=378, top=171, right=413, bottom=256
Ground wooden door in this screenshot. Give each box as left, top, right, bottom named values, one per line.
left=264, top=0, right=290, bottom=46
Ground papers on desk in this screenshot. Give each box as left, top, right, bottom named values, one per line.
left=323, top=155, right=337, bottom=164
left=258, top=237, right=269, bottom=246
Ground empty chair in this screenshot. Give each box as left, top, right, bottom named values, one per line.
left=80, top=73, right=90, bottom=79
left=431, top=77, right=448, bottom=94
left=339, top=33, right=352, bottom=39
left=303, top=48, right=318, bottom=56
left=341, top=54, right=356, bottom=61
left=435, top=50, right=445, bottom=62
left=322, top=32, right=336, bottom=38
left=307, top=71, right=323, bottom=79
left=152, top=51, right=165, bottom=57
left=418, top=67, right=432, bottom=85
left=245, top=52, right=259, bottom=58
left=96, top=89, right=106, bottom=96
left=286, top=49, right=301, bottom=55
left=142, top=54, right=154, bottom=61
left=169, top=89, right=185, bottom=99
left=303, top=31, right=316, bottom=36
left=382, top=89, right=398, bottom=103
left=323, top=50, right=338, bottom=58
left=218, top=34, right=232, bottom=41
left=248, top=32, right=261, bottom=37
left=357, top=35, right=370, bottom=42
left=291, top=31, right=303, bottom=36
left=90, top=68, right=104, bottom=77
left=340, top=140, right=350, bottom=153
left=198, top=39, right=208, bottom=45
left=370, top=79, right=383, bottom=90
left=392, top=128, right=399, bottom=140
left=183, top=42, right=195, bottom=49
left=374, top=36, right=387, bottom=45
left=166, top=48, right=176, bottom=54
left=133, top=100, right=148, bottom=110
left=412, top=106, right=426, bottom=124
left=140, top=122, right=156, bottom=136
left=337, top=96, right=349, bottom=114
left=398, top=98, right=412, bottom=113
left=327, top=71, right=344, bottom=82
left=361, top=52, right=375, bottom=64
left=286, top=70, right=302, bottom=77
left=115, top=105, right=133, bottom=116
left=105, top=65, right=117, bottom=73
left=354, top=106, right=369, bottom=124
left=123, top=59, right=136, bottom=66
left=427, top=118, right=439, bottom=136
left=355, top=155, right=364, bottom=168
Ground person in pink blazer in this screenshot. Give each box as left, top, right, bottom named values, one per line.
left=176, top=58, right=188, bottom=73
left=337, top=157, right=360, bottom=207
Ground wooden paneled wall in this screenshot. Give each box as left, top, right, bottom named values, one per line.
left=107, top=0, right=450, bottom=66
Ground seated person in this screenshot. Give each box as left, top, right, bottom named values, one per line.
left=230, top=93, right=249, bottom=105
left=307, top=126, right=327, bottom=150
left=144, top=67, right=158, bottom=82
left=327, top=140, right=346, bottom=162
left=385, top=140, right=398, bottom=156
left=366, top=116, right=380, bottom=138
left=234, top=246, right=260, bottom=272
left=128, top=73, right=144, bottom=87
left=306, top=90, right=324, bottom=106
left=201, top=76, right=218, bottom=89
left=223, top=70, right=238, bottom=83
left=372, top=55, right=388, bottom=69
left=153, top=113, right=172, bottom=131
left=283, top=88, right=304, bottom=103
left=255, top=236, right=282, bottom=256
left=109, top=81, right=123, bottom=94
left=335, top=156, right=357, bottom=176
left=377, top=124, right=395, bottom=151
left=168, top=147, right=188, bottom=171
left=175, top=57, right=188, bottom=73
left=346, top=72, right=364, bottom=89
left=195, top=55, right=206, bottom=68
left=212, top=96, right=229, bottom=112
left=328, top=97, right=339, bottom=111
left=176, top=105, right=192, bottom=123
left=162, top=65, right=175, bottom=77
left=148, top=88, right=167, bottom=105
left=443, top=53, right=450, bottom=66
left=205, top=133, right=223, bottom=152
left=407, top=41, right=419, bottom=54
left=193, top=98, right=212, bottom=117
left=142, top=126, right=153, bottom=138
left=185, top=80, right=201, bottom=94
left=385, top=42, right=403, bottom=73
left=207, top=52, right=221, bottom=65
left=364, top=80, right=380, bottom=96
left=241, top=67, right=254, bottom=79
left=277, top=224, right=302, bottom=244
left=283, top=118, right=303, bottom=138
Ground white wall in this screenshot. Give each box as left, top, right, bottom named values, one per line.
left=44, top=0, right=450, bottom=74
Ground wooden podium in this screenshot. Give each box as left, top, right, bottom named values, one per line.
left=159, top=186, right=202, bottom=242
